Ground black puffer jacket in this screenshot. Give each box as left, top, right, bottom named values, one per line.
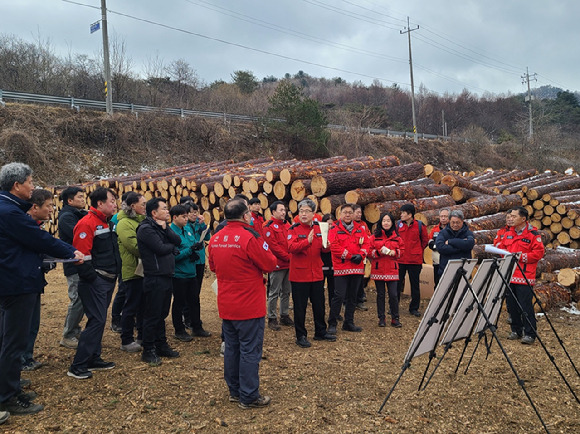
left=136, top=217, right=181, bottom=277
left=58, top=204, right=87, bottom=276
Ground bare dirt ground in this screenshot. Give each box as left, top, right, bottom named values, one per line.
left=4, top=266, right=580, bottom=433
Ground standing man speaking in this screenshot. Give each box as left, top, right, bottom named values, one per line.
left=208, top=200, right=277, bottom=409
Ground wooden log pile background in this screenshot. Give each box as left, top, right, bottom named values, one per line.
left=44, top=157, right=580, bottom=311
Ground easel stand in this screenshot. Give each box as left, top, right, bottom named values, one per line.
left=378, top=256, right=580, bottom=434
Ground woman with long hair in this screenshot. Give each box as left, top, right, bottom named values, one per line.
left=369, top=212, right=404, bottom=327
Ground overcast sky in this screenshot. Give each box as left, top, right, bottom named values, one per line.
left=1, top=0, right=578, bottom=97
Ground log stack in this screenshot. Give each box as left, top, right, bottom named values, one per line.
left=43, top=158, right=580, bottom=311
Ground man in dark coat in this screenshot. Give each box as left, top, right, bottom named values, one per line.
left=0, top=163, right=82, bottom=415
left=137, top=198, right=182, bottom=366
left=435, top=210, right=475, bottom=276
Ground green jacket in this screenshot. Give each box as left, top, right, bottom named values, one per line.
left=116, top=209, right=146, bottom=281
left=188, top=220, right=211, bottom=265
left=170, top=222, right=198, bottom=279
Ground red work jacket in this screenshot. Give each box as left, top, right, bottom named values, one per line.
left=397, top=219, right=428, bottom=265
left=263, top=218, right=291, bottom=270
left=208, top=221, right=277, bottom=320
left=497, top=223, right=544, bottom=285
left=328, top=219, right=370, bottom=276
left=369, top=232, right=404, bottom=281
left=287, top=221, right=326, bottom=282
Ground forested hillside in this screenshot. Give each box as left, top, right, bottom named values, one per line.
left=1, top=34, right=579, bottom=184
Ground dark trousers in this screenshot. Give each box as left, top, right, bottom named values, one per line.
left=433, top=264, right=441, bottom=289
left=142, top=276, right=173, bottom=352
left=72, top=276, right=115, bottom=369
left=0, top=293, right=36, bottom=403
left=376, top=280, right=399, bottom=320
left=323, top=271, right=335, bottom=309
left=172, top=277, right=201, bottom=334
left=328, top=274, right=362, bottom=327
left=222, top=317, right=264, bottom=405
left=111, top=277, right=127, bottom=327
left=506, top=283, right=537, bottom=337
left=291, top=280, right=327, bottom=339
left=398, top=263, right=423, bottom=312
left=120, top=278, right=144, bottom=345
left=22, top=293, right=41, bottom=364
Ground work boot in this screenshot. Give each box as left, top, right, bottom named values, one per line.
left=268, top=318, right=281, bottom=331
left=59, top=337, right=78, bottom=349
left=356, top=302, right=368, bottom=311
left=295, top=336, right=311, bottom=348
left=141, top=349, right=162, bottom=366
left=280, top=315, right=294, bottom=326
left=507, top=331, right=522, bottom=340
left=0, top=395, right=43, bottom=415
left=238, top=395, right=271, bottom=409
left=521, top=335, right=536, bottom=345
left=342, top=323, right=362, bottom=332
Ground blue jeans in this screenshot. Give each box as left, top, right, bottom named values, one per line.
left=72, top=276, right=115, bottom=369
left=0, top=293, right=37, bottom=402
left=63, top=273, right=84, bottom=340
left=21, top=293, right=41, bottom=364
left=222, top=317, right=264, bottom=405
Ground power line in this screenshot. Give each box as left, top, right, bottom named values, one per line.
left=61, top=0, right=407, bottom=87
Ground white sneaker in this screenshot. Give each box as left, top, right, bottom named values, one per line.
left=220, top=341, right=225, bottom=357
left=60, top=337, right=78, bottom=349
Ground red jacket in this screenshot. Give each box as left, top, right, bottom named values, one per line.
left=251, top=212, right=265, bottom=237
left=369, top=232, right=404, bottom=281
left=328, top=220, right=370, bottom=276
left=287, top=221, right=326, bottom=282
left=262, top=218, right=291, bottom=270
left=493, top=225, right=510, bottom=247
left=208, top=221, right=277, bottom=320
left=497, top=223, right=544, bottom=285
left=397, top=219, right=428, bottom=265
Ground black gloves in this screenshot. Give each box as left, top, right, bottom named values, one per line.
left=428, top=240, right=437, bottom=251
left=191, top=242, right=204, bottom=251
left=350, top=254, right=363, bottom=264
left=189, top=248, right=200, bottom=262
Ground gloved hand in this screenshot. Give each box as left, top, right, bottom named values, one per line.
left=191, top=242, right=204, bottom=251
left=189, top=248, right=200, bottom=262
left=428, top=240, right=437, bottom=250
left=350, top=254, right=363, bottom=264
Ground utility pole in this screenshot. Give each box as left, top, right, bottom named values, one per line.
left=522, top=67, right=537, bottom=140
left=101, top=0, right=113, bottom=115
left=401, top=16, right=419, bottom=144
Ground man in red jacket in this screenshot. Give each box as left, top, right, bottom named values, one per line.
left=288, top=199, right=336, bottom=348
left=397, top=204, right=429, bottom=317
left=327, top=204, right=370, bottom=334
left=248, top=198, right=264, bottom=238
left=263, top=201, right=293, bottom=330
left=209, top=200, right=277, bottom=409
left=497, top=207, right=544, bottom=345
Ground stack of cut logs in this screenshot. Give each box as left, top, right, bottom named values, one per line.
left=45, top=156, right=580, bottom=311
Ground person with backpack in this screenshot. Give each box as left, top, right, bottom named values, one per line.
left=396, top=204, right=428, bottom=317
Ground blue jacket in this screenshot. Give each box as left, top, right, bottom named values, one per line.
left=0, top=191, right=77, bottom=296
left=170, top=222, right=197, bottom=279
left=435, top=222, right=475, bottom=276
left=188, top=220, right=210, bottom=265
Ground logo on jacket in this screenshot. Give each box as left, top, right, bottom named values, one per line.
left=79, top=232, right=87, bottom=239
left=234, top=235, right=240, bottom=242
left=398, top=222, right=403, bottom=228
left=263, top=241, right=269, bottom=251
left=224, top=235, right=229, bottom=242
left=287, top=234, right=292, bottom=240
left=265, top=231, right=271, bottom=237
left=273, top=224, right=279, bottom=229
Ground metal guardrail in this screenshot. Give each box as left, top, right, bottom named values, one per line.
left=0, top=89, right=457, bottom=141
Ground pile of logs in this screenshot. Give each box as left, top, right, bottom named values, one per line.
left=44, top=156, right=580, bottom=310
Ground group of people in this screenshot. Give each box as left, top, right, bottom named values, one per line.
left=0, top=160, right=545, bottom=421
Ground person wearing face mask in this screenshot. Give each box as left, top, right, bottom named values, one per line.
left=287, top=199, right=336, bottom=348
left=327, top=204, right=370, bottom=335
left=428, top=208, right=449, bottom=289
left=435, top=210, right=475, bottom=277
left=369, top=212, right=404, bottom=328
left=116, top=192, right=147, bottom=353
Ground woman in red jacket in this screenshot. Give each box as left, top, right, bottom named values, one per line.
left=370, top=212, right=404, bottom=327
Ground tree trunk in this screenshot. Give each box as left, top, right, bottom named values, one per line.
left=416, top=194, right=522, bottom=226
left=537, top=249, right=580, bottom=274
left=440, top=173, right=499, bottom=196
left=526, top=177, right=580, bottom=200
left=345, top=183, right=451, bottom=206
left=290, top=179, right=312, bottom=201
left=364, top=195, right=456, bottom=224
left=320, top=195, right=346, bottom=215
left=465, top=212, right=508, bottom=231
left=533, top=282, right=571, bottom=312
left=451, top=187, right=484, bottom=203
left=311, top=162, right=424, bottom=197
left=480, top=169, right=537, bottom=187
